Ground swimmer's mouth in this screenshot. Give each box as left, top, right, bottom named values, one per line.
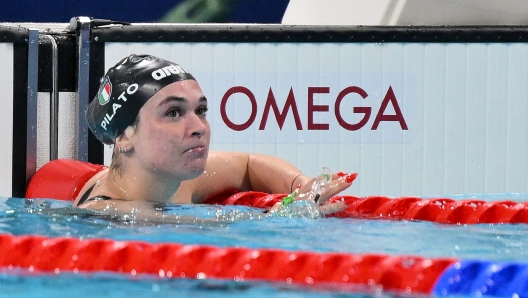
left=184, top=145, right=206, bottom=153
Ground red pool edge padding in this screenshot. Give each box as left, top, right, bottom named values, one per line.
left=0, top=233, right=456, bottom=294
left=26, top=159, right=106, bottom=201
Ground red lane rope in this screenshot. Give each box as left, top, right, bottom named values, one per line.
left=0, top=233, right=455, bottom=294
left=207, top=192, right=528, bottom=224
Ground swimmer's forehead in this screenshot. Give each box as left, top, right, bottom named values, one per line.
left=156, top=96, right=208, bottom=106
left=150, top=81, right=208, bottom=106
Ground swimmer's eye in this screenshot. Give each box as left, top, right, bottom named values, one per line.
left=196, top=107, right=208, bottom=116
left=166, top=108, right=182, bottom=118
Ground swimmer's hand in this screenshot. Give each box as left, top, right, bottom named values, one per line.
left=270, top=172, right=357, bottom=215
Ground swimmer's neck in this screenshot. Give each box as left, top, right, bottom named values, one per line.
left=107, top=169, right=181, bottom=204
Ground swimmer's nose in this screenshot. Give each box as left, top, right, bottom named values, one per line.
left=188, top=113, right=209, bottom=137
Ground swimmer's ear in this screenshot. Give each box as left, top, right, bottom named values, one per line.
left=115, top=126, right=136, bottom=150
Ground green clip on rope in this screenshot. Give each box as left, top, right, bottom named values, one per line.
left=281, top=188, right=298, bottom=207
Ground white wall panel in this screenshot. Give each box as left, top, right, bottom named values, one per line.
left=0, top=43, right=13, bottom=196
left=38, top=91, right=77, bottom=169
left=37, top=92, right=50, bottom=168
left=58, top=92, right=77, bottom=160
left=104, top=42, right=528, bottom=197
left=506, top=45, right=528, bottom=192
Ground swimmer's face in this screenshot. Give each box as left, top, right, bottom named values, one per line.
left=130, top=80, right=210, bottom=180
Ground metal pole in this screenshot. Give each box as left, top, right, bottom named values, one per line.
left=42, top=35, right=59, bottom=161
left=25, top=29, right=39, bottom=186
left=73, top=16, right=92, bottom=161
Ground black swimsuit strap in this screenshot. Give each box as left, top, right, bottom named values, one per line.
left=77, top=184, right=95, bottom=205
left=77, top=184, right=112, bottom=206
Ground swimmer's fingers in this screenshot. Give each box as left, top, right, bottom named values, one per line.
left=315, top=173, right=358, bottom=206
left=295, top=172, right=357, bottom=199
left=295, top=172, right=357, bottom=205
left=269, top=172, right=357, bottom=214
left=318, top=200, right=347, bottom=215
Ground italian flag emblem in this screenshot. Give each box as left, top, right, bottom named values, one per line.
left=98, top=76, right=112, bottom=105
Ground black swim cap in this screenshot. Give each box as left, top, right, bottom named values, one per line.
left=86, top=54, right=196, bottom=145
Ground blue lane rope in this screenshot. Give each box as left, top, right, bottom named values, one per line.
left=434, top=260, right=528, bottom=297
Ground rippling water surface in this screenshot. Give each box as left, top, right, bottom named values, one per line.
left=1, top=193, right=527, bottom=297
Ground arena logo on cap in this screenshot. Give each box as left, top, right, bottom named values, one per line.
left=98, top=76, right=112, bottom=105
left=151, top=65, right=189, bottom=80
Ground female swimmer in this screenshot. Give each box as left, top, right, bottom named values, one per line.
left=73, top=54, right=356, bottom=216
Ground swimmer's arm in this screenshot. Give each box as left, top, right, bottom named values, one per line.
left=245, top=153, right=311, bottom=194
left=184, top=151, right=310, bottom=204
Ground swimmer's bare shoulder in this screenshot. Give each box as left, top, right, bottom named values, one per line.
left=72, top=168, right=109, bottom=207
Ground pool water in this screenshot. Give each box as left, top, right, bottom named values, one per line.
left=1, top=193, right=528, bottom=297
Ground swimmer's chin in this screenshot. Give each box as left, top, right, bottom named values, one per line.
left=186, top=167, right=207, bottom=180
left=181, top=160, right=208, bottom=181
